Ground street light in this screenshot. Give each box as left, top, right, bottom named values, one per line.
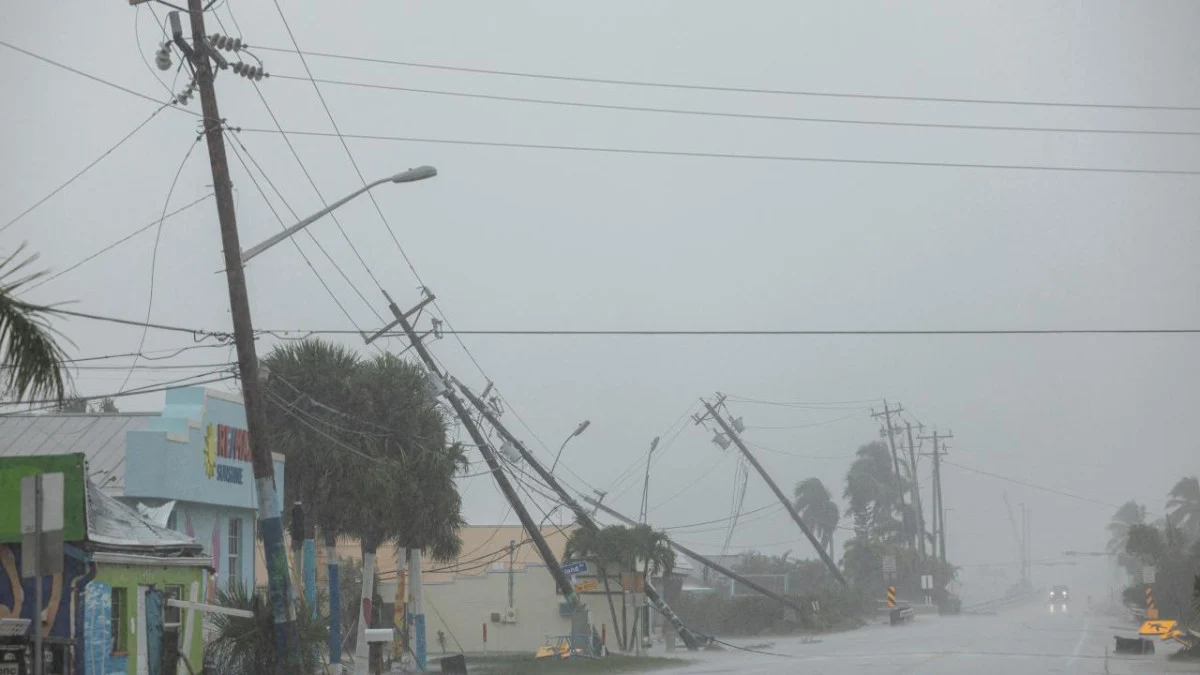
left=639, top=436, right=660, bottom=523
left=240, top=166, right=437, bottom=263
left=550, top=420, right=590, bottom=474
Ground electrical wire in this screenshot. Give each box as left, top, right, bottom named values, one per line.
left=0, top=40, right=197, bottom=114
left=744, top=412, right=864, bottom=430
left=942, top=460, right=1119, bottom=508
left=55, top=343, right=229, bottom=365
left=237, top=127, right=1200, bottom=176
left=270, top=72, right=1200, bottom=138
left=117, top=135, right=202, bottom=394
left=223, top=131, right=379, bottom=332
left=0, top=371, right=235, bottom=411
left=24, top=194, right=213, bottom=293
left=253, top=45, right=1200, bottom=112
left=649, top=452, right=732, bottom=512
left=0, top=106, right=172, bottom=235
left=51, top=308, right=229, bottom=339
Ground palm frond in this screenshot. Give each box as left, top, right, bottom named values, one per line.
left=0, top=246, right=68, bottom=403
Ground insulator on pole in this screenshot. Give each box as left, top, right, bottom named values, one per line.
left=231, top=61, right=267, bottom=81
left=208, top=34, right=244, bottom=52
left=155, top=44, right=173, bottom=71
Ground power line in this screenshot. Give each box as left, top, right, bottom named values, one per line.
left=1, top=106, right=173, bottom=235
left=24, top=194, right=213, bottom=293
left=0, top=371, right=235, bottom=410
left=118, top=135, right=203, bottom=394
left=0, top=40, right=197, bottom=114
left=942, top=460, right=1119, bottom=508
left=236, top=128, right=1200, bottom=176
left=51, top=307, right=228, bottom=339
left=55, top=343, right=229, bottom=364
left=223, top=131, right=379, bottom=332
left=745, top=413, right=864, bottom=430
left=270, top=73, right=1200, bottom=138
left=253, top=45, right=1200, bottom=112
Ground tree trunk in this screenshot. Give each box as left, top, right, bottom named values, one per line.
left=600, top=566, right=624, bottom=652
left=353, top=542, right=377, bottom=675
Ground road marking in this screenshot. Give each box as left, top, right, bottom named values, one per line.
left=1069, top=614, right=1093, bottom=671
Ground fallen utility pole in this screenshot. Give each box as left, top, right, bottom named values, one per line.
left=375, top=291, right=580, bottom=607
left=872, top=401, right=911, bottom=549
left=180, top=1, right=298, bottom=669
left=700, top=397, right=848, bottom=586
left=904, top=422, right=927, bottom=561
left=584, top=497, right=807, bottom=615
left=458, top=384, right=702, bottom=650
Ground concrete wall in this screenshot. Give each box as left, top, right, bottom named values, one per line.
left=422, top=563, right=577, bottom=654
left=84, top=564, right=205, bottom=675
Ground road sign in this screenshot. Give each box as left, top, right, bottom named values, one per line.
left=882, top=555, right=897, bottom=573
left=1142, top=566, right=1156, bottom=584
left=886, top=586, right=897, bottom=608
left=573, top=579, right=598, bottom=594
left=561, top=561, right=588, bottom=576
left=20, top=473, right=64, bottom=577
left=920, top=574, right=933, bottom=590
left=1139, top=619, right=1176, bottom=637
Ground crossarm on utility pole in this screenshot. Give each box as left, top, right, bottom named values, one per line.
left=703, top=399, right=848, bottom=587
left=458, top=383, right=703, bottom=650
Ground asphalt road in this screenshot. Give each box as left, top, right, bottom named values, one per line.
left=664, top=603, right=1200, bottom=674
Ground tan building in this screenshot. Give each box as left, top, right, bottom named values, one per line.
left=257, top=524, right=629, bottom=654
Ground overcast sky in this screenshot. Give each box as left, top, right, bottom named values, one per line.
left=4, top=1, right=1199, bottom=591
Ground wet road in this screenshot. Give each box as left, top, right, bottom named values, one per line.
left=666, top=604, right=1200, bottom=674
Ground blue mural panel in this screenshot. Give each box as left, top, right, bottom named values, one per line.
left=82, top=581, right=125, bottom=675
left=0, top=543, right=85, bottom=641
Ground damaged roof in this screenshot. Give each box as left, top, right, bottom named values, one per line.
left=86, top=479, right=203, bottom=556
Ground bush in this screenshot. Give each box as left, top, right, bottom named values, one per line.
left=204, top=582, right=329, bottom=675
left=674, top=585, right=870, bottom=636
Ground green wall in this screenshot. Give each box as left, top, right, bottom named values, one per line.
left=92, top=563, right=205, bottom=675
left=0, top=453, right=87, bottom=543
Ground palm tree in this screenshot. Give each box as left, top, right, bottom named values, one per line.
left=565, top=526, right=626, bottom=652
left=844, top=442, right=901, bottom=541
left=623, top=524, right=674, bottom=652
left=794, top=477, right=840, bottom=554
left=1167, top=477, right=1200, bottom=537
left=0, top=247, right=68, bottom=403
left=205, top=580, right=327, bottom=674
left=1107, top=501, right=1146, bottom=554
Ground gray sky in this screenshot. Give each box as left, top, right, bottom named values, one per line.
left=4, top=1, right=1199, bottom=583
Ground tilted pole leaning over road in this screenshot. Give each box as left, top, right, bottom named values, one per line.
left=584, top=497, right=809, bottom=614
left=180, top=2, right=298, bottom=669
left=905, top=421, right=928, bottom=561
left=374, top=290, right=581, bottom=607
left=458, top=383, right=703, bottom=650
left=872, top=401, right=911, bottom=549
left=700, top=397, right=848, bottom=586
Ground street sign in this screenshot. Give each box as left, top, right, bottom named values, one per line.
left=561, top=561, right=588, bottom=576
left=573, top=579, right=598, bottom=594
left=1139, top=619, right=1176, bottom=637
left=882, top=555, right=897, bottom=573
left=20, top=473, right=64, bottom=577
left=1142, top=566, right=1156, bottom=584
left=920, top=574, right=933, bottom=590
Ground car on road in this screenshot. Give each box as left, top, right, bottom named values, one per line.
left=1048, top=585, right=1069, bottom=613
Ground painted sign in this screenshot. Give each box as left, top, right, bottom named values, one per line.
left=573, top=579, right=598, bottom=593
left=204, top=423, right=247, bottom=485
left=561, top=561, right=588, bottom=576
left=0, top=455, right=86, bottom=544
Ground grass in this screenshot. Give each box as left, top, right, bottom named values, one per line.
left=467, top=652, right=687, bottom=674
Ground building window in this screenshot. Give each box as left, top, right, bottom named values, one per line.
left=228, top=518, right=242, bottom=589
left=164, top=585, right=184, bottom=626
left=111, top=588, right=128, bottom=654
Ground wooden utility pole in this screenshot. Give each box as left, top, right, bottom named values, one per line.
left=872, top=401, right=911, bottom=548
left=375, top=291, right=581, bottom=606
left=181, top=2, right=298, bottom=668
left=919, top=430, right=952, bottom=563
left=905, top=422, right=927, bottom=560
left=700, top=397, right=847, bottom=586
left=458, top=384, right=703, bottom=650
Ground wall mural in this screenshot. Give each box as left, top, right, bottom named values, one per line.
left=0, top=544, right=69, bottom=638
left=83, top=581, right=126, bottom=675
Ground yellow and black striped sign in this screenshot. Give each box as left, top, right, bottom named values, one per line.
left=887, top=586, right=897, bottom=608
left=1146, top=586, right=1158, bottom=619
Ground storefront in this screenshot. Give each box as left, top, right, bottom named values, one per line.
left=0, top=386, right=285, bottom=596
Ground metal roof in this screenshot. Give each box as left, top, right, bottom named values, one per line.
left=0, top=413, right=154, bottom=494
left=86, top=479, right=203, bottom=555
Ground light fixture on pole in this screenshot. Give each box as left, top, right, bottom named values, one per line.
left=240, top=166, right=437, bottom=263
left=638, top=436, right=660, bottom=524
left=550, top=420, right=590, bottom=474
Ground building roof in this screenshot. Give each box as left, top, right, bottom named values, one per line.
left=0, top=413, right=153, bottom=494
left=86, top=479, right=204, bottom=555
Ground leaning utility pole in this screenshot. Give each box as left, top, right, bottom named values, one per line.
left=458, top=384, right=703, bottom=650
left=919, top=430, right=951, bottom=563
left=872, top=401, right=911, bottom=548
left=584, top=497, right=808, bottom=615
left=180, top=1, right=298, bottom=668
left=904, top=422, right=927, bottom=560
left=371, top=291, right=580, bottom=607
left=699, top=397, right=847, bottom=586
